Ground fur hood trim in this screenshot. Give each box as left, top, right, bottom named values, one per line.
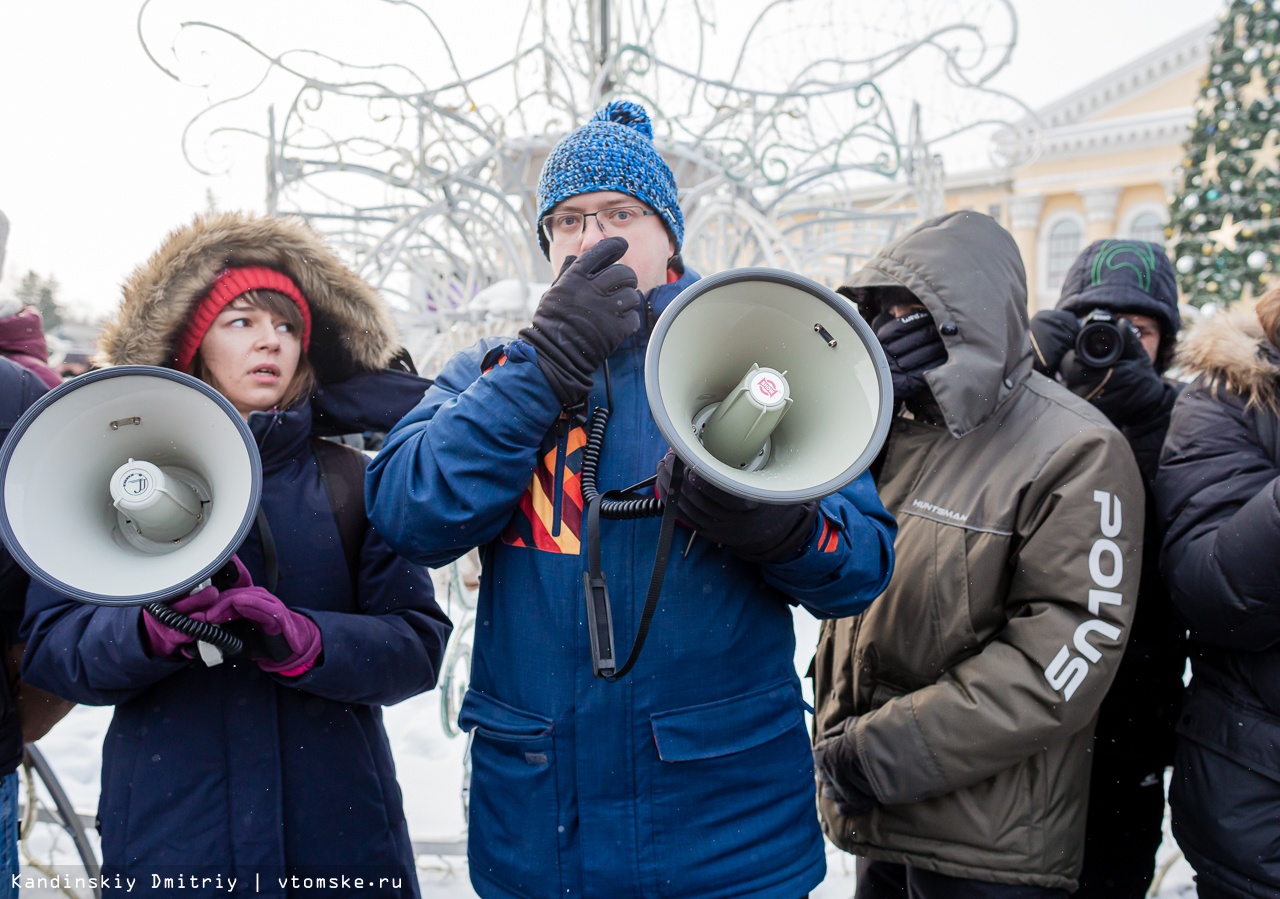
left=100, top=212, right=399, bottom=382
left=1177, top=305, right=1280, bottom=411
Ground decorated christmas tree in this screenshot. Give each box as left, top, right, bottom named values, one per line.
left=1168, top=0, right=1280, bottom=306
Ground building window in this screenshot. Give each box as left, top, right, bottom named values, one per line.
left=1128, top=211, right=1166, bottom=243
left=1046, top=219, right=1083, bottom=290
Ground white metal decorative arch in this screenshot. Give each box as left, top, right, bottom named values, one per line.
left=138, top=0, right=1037, bottom=371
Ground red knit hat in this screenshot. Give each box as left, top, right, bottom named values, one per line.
left=171, top=266, right=312, bottom=371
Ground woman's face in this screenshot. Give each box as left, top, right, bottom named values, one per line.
left=197, top=300, right=302, bottom=418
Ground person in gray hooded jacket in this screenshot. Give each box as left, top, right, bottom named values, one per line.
left=812, top=211, right=1144, bottom=897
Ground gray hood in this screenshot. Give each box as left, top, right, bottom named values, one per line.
left=841, top=211, right=1033, bottom=438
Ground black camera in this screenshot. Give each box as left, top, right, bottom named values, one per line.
left=1076, top=310, right=1134, bottom=368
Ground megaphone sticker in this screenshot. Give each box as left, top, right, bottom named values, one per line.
left=120, top=469, right=152, bottom=497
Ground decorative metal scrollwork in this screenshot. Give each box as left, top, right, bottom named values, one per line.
left=138, top=0, right=1036, bottom=361
left=137, top=4, right=1037, bottom=786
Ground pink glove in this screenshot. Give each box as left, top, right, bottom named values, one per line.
left=222, top=586, right=323, bottom=677
left=141, top=557, right=252, bottom=658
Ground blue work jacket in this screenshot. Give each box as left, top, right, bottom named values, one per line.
left=22, top=384, right=451, bottom=898
left=367, top=270, right=896, bottom=899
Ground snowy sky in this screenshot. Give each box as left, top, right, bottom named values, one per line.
left=0, top=0, right=1222, bottom=319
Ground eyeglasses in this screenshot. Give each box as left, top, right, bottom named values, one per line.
left=540, top=206, right=658, bottom=244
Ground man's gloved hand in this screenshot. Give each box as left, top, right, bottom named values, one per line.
left=1028, top=309, right=1081, bottom=378
left=1060, top=321, right=1165, bottom=426
left=874, top=309, right=948, bottom=403
left=654, top=451, right=818, bottom=563
left=519, top=236, right=643, bottom=405
left=813, top=717, right=878, bottom=818
left=220, top=587, right=323, bottom=677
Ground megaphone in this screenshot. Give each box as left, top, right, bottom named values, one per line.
left=646, top=268, right=892, bottom=502
left=0, top=366, right=261, bottom=607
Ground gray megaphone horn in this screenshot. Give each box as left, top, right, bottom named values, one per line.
left=1, top=366, right=262, bottom=655
left=646, top=267, right=893, bottom=502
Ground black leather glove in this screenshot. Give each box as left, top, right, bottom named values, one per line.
left=519, top=237, right=643, bottom=405
left=654, top=451, right=818, bottom=563
left=874, top=309, right=947, bottom=404
left=1028, top=309, right=1081, bottom=378
left=813, top=717, right=878, bottom=818
left=1060, top=321, right=1165, bottom=427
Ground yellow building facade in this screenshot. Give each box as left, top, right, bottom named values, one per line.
left=837, top=21, right=1213, bottom=312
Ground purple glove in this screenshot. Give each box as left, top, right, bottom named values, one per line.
left=142, top=582, right=220, bottom=658
left=222, top=587, right=323, bottom=677
left=139, top=556, right=254, bottom=658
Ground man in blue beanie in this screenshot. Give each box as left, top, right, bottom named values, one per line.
left=368, top=100, right=896, bottom=898
left=1028, top=239, right=1187, bottom=899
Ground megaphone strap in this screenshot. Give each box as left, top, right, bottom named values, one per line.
left=255, top=507, right=280, bottom=593
left=581, top=407, right=684, bottom=681
left=606, top=459, right=682, bottom=681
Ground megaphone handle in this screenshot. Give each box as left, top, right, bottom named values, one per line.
left=144, top=602, right=245, bottom=658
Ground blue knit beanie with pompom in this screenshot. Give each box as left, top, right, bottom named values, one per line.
left=535, top=100, right=684, bottom=258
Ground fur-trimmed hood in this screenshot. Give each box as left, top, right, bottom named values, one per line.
left=100, top=212, right=400, bottom=383
left=1177, top=305, right=1280, bottom=411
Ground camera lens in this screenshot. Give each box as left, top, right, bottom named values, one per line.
left=1076, top=311, right=1125, bottom=368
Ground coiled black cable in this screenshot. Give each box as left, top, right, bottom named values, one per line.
left=144, top=602, right=244, bottom=656
left=580, top=406, right=664, bottom=520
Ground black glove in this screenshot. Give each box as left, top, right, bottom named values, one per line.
left=1060, top=321, right=1165, bottom=427
left=1028, top=309, right=1081, bottom=378
left=654, top=451, right=818, bottom=564
left=813, top=718, right=878, bottom=818
left=874, top=309, right=947, bottom=404
left=519, top=237, right=643, bottom=405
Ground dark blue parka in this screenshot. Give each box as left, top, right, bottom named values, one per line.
left=22, top=376, right=452, bottom=898
left=367, top=269, right=897, bottom=899
left=0, top=356, right=48, bottom=777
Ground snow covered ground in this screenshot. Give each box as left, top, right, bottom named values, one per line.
left=21, top=607, right=1199, bottom=897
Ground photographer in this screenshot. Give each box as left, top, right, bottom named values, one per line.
left=1028, top=239, right=1186, bottom=899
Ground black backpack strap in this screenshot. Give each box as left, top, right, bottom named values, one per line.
left=311, top=437, right=370, bottom=591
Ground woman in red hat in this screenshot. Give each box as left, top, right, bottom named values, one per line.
left=21, top=212, right=451, bottom=898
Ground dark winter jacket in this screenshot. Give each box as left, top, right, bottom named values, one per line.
left=0, top=356, right=49, bottom=776
left=22, top=395, right=451, bottom=896
left=0, top=306, right=61, bottom=389
left=814, top=211, right=1144, bottom=891
left=1156, top=306, right=1280, bottom=898
left=1055, top=240, right=1187, bottom=771
left=20, top=212, right=450, bottom=898
left=366, top=268, right=897, bottom=899
left=1079, top=381, right=1185, bottom=769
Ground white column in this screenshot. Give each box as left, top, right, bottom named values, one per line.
left=1007, top=194, right=1044, bottom=311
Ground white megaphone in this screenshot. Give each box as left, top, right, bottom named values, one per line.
left=646, top=268, right=893, bottom=502
left=0, top=366, right=261, bottom=607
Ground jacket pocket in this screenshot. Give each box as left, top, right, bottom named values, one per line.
left=1177, top=683, right=1280, bottom=784
left=1172, top=685, right=1280, bottom=891
left=648, top=679, right=822, bottom=897
left=459, top=691, right=561, bottom=897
